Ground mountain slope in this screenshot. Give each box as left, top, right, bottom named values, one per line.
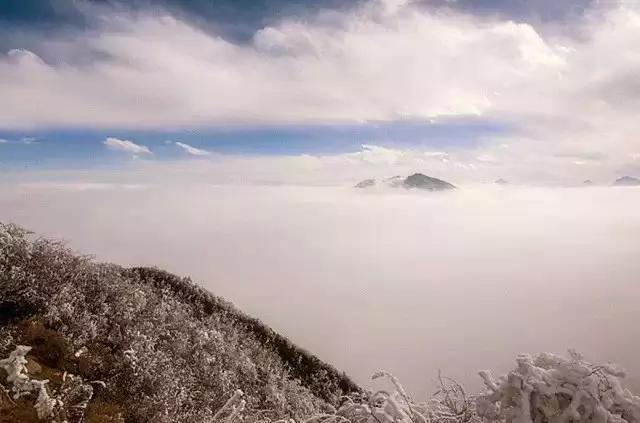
left=402, top=173, right=455, bottom=190
left=354, top=173, right=456, bottom=190
left=0, top=223, right=359, bottom=422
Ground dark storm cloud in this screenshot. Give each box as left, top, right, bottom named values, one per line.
left=0, top=0, right=364, bottom=41
left=418, top=0, right=595, bottom=23
left=0, top=0, right=366, bottom=66
left=1, top=0, right=595, bottom=34
left=0, top=0, right=596, bottom=64
left=0, top=0, right=86, bottom=26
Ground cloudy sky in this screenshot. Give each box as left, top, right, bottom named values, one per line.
left=1, top=0, right=639, bottom=184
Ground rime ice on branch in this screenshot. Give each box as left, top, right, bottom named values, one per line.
left=266, top=351, right=640, bottom=423
left=0, top=345, right=96, bottom=421
left=0, top=345, right=60, bottom=418
left=476, top=351, right=640, bottom=423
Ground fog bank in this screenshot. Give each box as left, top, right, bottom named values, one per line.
left=1, top=183, right=639, bottom=396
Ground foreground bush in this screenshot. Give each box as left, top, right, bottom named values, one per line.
left=4, top=344, right=639, bottom=423
left=249, top=351, right=640, bottom=423
left=476, top=351, right=640, bottom=423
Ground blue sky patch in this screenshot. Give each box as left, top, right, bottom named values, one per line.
left=0, top=119, right=511, bottom=169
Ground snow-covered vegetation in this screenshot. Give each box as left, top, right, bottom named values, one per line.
left=208, top=350, right=640, bottom=423
left=0, top=345, right=96, bottom=421
left=0, top=222, right=356, bottom=421
left=2, top=222, right=639, bottom=422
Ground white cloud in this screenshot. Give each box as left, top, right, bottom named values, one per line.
left=0, top=0, right=639, bottom=178
left=0, top=1, right=628, bottom=130
left=476, top=154, right=498, bottom=163
left=175, top=141, right=211, bottom=156
left=345, top=144, right=410, bottom=165
left=104, top=137, right=152, bottom=155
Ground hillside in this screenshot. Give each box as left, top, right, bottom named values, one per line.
left=0, top=222, right=358, bottom=422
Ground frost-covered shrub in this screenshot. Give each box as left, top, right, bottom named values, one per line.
left=213, top=389, right=246, bottom=422
left=299, top=369, right=478, bottom=423
left=233, top=351, right=640, bottom=423
left=0, top=345, right=95, bottom=421
left=0, top=345, right=38, bottom=400
left=476, top=351, right=640, bottom=423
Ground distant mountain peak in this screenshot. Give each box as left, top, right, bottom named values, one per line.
left=355, top=173, right=455, bottom=191
left=495, top=178, right=509, bottom=185
left=403, top=173, right=456, bottom=190
left=613, top=176, right=640, bottom=186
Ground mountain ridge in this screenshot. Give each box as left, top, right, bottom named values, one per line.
left=0, top=222, right=359, bottom=422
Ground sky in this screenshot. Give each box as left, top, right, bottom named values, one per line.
left=0, top=0, right=639, bottom=184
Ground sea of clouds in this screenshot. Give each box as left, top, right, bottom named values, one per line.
left=1, top=182, right=639, bottom=396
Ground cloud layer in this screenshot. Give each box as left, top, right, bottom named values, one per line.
left=0, top=1, right=636, bottom=128
left=1, top=0, right=639, bottom=180
left=1, top=182, right=639, bottom=395
left=1, top=3, right=557, bottom=127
